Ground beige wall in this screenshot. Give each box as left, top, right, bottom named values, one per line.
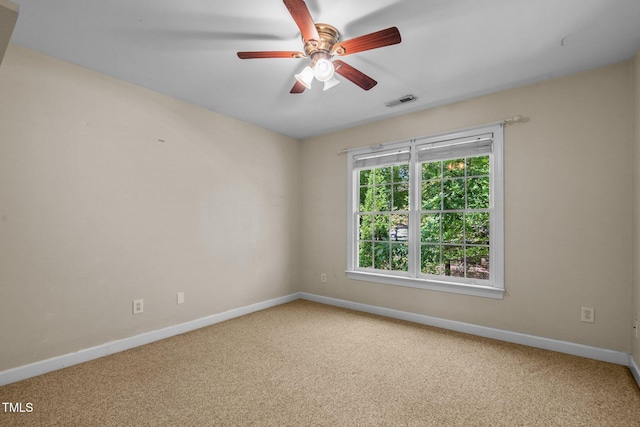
left=1, top=41, right=637, bottom=374
left=0, top=45, right=301, bottom=371
left=301, top=61, right=635, bottom=352
left=633, top=49, right=640, bottom=367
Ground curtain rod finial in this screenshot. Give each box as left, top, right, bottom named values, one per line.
left=503, top=115, right=528, bottom=125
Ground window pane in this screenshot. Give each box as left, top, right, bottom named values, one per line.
left=360, top=169, right=372, bottom=186
left=443, top=179, right=465, bottom=210
left=359, top=170, right=376, bottom=212
left=442, top=213, right=463, bottom=243
left=375, top=185, right=392, bottom=211
left=394, top=164, right=410, bottom=182
left=373, top=215, right=390, bottom=241
left=393, top=184, right=409, bottom=211
left=359, top=215, right=373, bottom=240
left=358, top=242, right=373, bottom=268
left=444, top=159, right=466, bottom=178
left=374, top=242, right=391, bottom=270
left=443, top=246, right=464, bottom=277
left=357, top=163, right=411, bottom=274
left=421, top=214, right=440, bottom=243
left=390, top=215, right=409, bottom=241
left=391, top=243, right=409, bottom=271
left=465, top=212, right=489, bottom=244
left=467, top=155, right=490, bottom=176
left=422, top=181, right=442, bottom=210
left=466, top=246, right=490, bottom=280
left=467, top=177, right=490, bottom=209
left=422, top=162, right=442, bottom=180
left=375, top=167, right=392, bottom=184
left=421, top=244, right=441, bottom=275
left=359, top=187, right=370, bottom=212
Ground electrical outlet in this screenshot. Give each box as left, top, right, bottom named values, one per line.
left=177, top=292, right=185, bottom=304
left=133, top=299, right=144, bottom=315
left=580, top=306, right=594, bottom=323
left=320, top=273, right=327, bottom=283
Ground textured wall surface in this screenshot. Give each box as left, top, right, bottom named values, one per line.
left=0, top=45, right=302, bottom=371
left=301, top=61, right=634, bottom=352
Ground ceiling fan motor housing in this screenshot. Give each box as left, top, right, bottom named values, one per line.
left=304, top=23, right=340, bottom=64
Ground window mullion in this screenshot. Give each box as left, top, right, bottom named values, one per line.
left=463, top=157, right=468, bottom=279
left=439, top=162, right=444, bottom=272
left=409, top=143, right=421, bottom=278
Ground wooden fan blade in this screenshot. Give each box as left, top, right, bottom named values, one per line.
left=333, top=60, right=377, bottom=91
left=331, top=27, right=401, bottom=56
left=283, top=0, right=320, bottom=43
left=290, top=81, right=306, bottom=94
left=237, top=51, right=304, bottom=59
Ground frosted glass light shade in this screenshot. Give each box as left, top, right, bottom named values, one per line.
left=295, top=66, right=314, bottom=89
left=323, top=76, right=340, bottom=91
left=313, top=58, right=335, bottom=82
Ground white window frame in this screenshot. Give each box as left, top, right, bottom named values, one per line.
left=346, top=123, right=504, bottom=299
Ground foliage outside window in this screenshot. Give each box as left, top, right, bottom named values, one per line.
left=346, top=124, right=504, bottom=299
left=358, top=165, right=410, bottom=272
left=419, top=156, right=490, bottom=280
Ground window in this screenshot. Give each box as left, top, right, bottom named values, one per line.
left=347, top=124, right=504, bottom=299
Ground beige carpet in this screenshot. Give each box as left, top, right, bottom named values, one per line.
left=1, top=300, right=639, bottom=426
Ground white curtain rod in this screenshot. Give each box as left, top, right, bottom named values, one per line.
left=336, top=115, right=528, bottom=155
left=502, top=115, right=528, bottom=126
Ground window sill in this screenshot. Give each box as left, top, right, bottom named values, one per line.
left=346, top=270, right=505, bottom=299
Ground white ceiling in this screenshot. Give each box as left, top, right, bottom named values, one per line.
left=9, top=0, right=640, bottom=139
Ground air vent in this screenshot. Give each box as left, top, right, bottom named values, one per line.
left=385, top=95, right=417, bottom=108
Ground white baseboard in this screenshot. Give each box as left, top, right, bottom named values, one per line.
left=2, top=291, right=638, bottom=390
left=630, top=354, right=640, bottom=386
left=0, top=293, right=301, bottom=386
left=299, top=293, right=633, bottom=368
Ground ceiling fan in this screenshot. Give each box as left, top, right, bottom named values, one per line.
left=237, top=0, right=401, bottom=94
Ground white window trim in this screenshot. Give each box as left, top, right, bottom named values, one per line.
left=346, top=123, right=504, bottom=300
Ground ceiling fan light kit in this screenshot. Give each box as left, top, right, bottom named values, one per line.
left=294, top=65, right=315, bottom=89
left=313, top=57, right=334, bottom=82
left=323, top=76, right=340, bottom=91
left=237, top=0, right=401, bottom=94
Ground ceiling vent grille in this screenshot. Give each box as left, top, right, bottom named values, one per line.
left=385, top=95, right=417, bottom=108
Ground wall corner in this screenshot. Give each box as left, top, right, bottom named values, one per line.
left=632, top=48, right=640, bottom=374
